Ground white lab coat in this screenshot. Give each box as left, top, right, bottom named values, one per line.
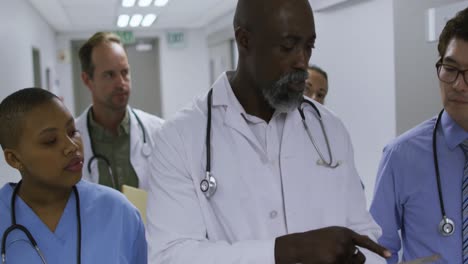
left=75, top=106, right=164, bottom=191
left=147, top=73, right=384, bottom=263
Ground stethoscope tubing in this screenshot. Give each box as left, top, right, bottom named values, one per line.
left=201, top=89, right=339, bottom=198
left=433, top=109, right=455, bottom=236
left=298, top=100, right=340, bottom=168
left=86, top=154, right=116, bottom=188
left=206, top=90, right=213, bottom=175
left=200, top=90, right=216, bottom=198
left=433, top=109, right=447, bottom=220
left=1, top=181, right=81, bottom=264
left=86, top=107, right=148, bottom=155
left=85, top=107, right=149, bottom=189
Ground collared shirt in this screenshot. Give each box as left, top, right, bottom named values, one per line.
left=370, top=111, right=468, bottom=263
left=225, top=82, right=288, bottom=231
left=224, top=84, right=286, bottom=153
left=88, top=109, right=138, bottom=190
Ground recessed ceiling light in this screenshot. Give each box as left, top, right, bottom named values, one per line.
left=129, top=14, right=143, bottom=27
left=141, top=14, right=157, bottom=27
left=154, top=0, right=169, bottom=7
left=117, top=14, right=130, bottom=27
left=138, top=0, right=152, bottom=7
left=122, top=0, right=136, bottom=7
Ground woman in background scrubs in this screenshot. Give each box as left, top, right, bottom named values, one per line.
left=0, top=88, right=147, bottom=263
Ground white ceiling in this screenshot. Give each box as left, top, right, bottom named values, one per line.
left=27, top=0, right=238, bottom=33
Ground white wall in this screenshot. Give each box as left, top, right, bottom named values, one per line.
left=311, top=0, right=396, bottom=204
left=153, top=29, right=211, bottom=118
left=394, top=0, right=464, bottom=134
left=56, top=30, right=210, bottom=119
left=0, top=0, right=58, bottom=186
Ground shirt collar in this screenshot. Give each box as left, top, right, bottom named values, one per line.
left=121, top=109, right=131, bottom=134
left=212, top=72, right=236, bottom=107
left=88, top=108, right=130, bottom=140
left=442, top=110, right=468, bottom=150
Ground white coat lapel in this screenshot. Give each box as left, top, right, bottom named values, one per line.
left=222, top=108, right=265, bottom=154
left=129, top=107, right=148, bottom=189
left=212, top=73, right=265, bottom=155
left=280, top=109, right=304, bottom=158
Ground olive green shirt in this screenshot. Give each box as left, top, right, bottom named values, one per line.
left=88, top=109, right=139, bottom=190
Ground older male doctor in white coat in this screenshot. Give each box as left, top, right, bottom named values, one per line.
left=147, top=0, right=390, bottom=263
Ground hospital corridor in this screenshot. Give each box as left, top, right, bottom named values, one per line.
left=1, top=0, right=468, bottom=263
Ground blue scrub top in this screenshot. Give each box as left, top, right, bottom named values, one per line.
left=370, top=111, right=468, bottom=263
left=0, top=180, right=147, bottom=264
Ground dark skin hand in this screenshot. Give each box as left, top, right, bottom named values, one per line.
left=275, top=226, right=391, bottom=264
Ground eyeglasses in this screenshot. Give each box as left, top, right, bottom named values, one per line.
left=436, top=60, right=468, bottom=86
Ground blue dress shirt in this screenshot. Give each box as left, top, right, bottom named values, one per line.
left=370, top=111, right=468, bottom=264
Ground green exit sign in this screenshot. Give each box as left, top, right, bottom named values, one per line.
left=114, top=31, right=135, bottom=45
left=167, top=31, right=186, bottom=49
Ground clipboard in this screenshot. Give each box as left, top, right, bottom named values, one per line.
left=122, top=185, right=148, bottom=225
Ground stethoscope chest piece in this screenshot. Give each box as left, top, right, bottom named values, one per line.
left=200, top=172, right=217, bottom=198
left=439, top=216, right=455, bottom=236
left=142, top=143, right=152, bottom=157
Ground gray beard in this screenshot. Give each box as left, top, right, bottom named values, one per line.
left=261, top=70, right=308, bottom=113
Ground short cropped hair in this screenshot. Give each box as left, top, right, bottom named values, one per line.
left=438, top=7, right=468, bottom=58
left=308, top=65, right=328, bottom=81
left=78, top=32, right=122, bottom=79
left=0, top=88, right=58, bottom=150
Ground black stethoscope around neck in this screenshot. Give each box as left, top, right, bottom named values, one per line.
left=200, top=89, right=341, bottom=198
left=1, top=181, right=82, bottom=264
left=86, top=107, right=151, bottom=189
left=433, top=109, right=455, bottom=236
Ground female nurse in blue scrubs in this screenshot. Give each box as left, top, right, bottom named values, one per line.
left=0, top=88, right=147, bottom=263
